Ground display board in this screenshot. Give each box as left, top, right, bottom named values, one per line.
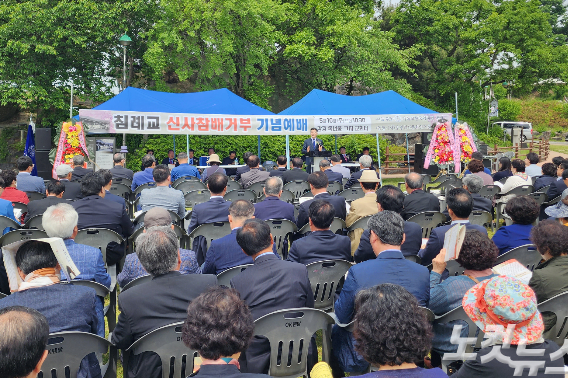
left=86, top=137, right=116, bottom=171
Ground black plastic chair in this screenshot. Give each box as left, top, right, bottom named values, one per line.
left=468, top=210, right=494, bottom=232
left=478, top=185, right=501, bottom=199
left=539, top=291, right=568, bottom=347
left=128, top=224, right=185, bottom=253
left=338, top=188, right=364, bottom=202
left=528, top=191, right=548, bottom=207
left=187, top=222, right=231, bottom=258
left=134, top=182, right=158, bottom=197
left=223, top=189, right=257, bottom=203
left=327, top=181, right=343, bottom=195
left=495, top=185, right=534, bottom=227
left=248, top=182, right=267, bottom=201
left=133, top=210, right=183, bottom=228
left=266, top=219, right=297, bottom=259
left=494, top=244, right=541, bottom=271
left=174, top=180, right=207, bottom=194
left=407, top=212, right=446, bottom=238
left=216, top=264, right=253, bottom=287
left=121, top=274, right=153, bottom=291
left=279, top=190, right=295, bottom=204
left=283, top=180, right=310, bottom=200
left=24, top=214, right=44, bottom=231
left=112, top=177, right=132, bottom=188
left=405, top=255, right=422, bottom=264
left=109, top=183, right=132, bottom=214
left=12, top=202, right=28, bottom=216
left=534, top=185, right=551, bottom=194
left=26, top=191, right=46, bottom=202
left=306, top=260, right=352, bottom=311
left=226, top=179, right=242, bottom=192
left=346, top=215, right=372, bottom=234
left=171, top=176, right=200, bottom=188
left=184, top=190, right=211, bottom=209
left=0, top=229, right=48, bottom=247
left=0, top=215, right=20, bottom=231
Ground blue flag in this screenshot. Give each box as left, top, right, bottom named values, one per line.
left=24, top=124, right=38, bottom=176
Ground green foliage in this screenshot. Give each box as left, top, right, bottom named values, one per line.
left=493, top=85, right=507, bottom=100
left=0, top=125, right=26, bottom=161
left=497, top=99, right=522, bottom=121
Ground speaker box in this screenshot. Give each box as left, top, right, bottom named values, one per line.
left=35, top=128, right=52, bottom=151
left=35, top=151, right=53, bottom=180
left=413, top=143, right=424, bottom=173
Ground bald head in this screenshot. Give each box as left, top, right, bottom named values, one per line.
left=404, top=172, right=423, bottom=193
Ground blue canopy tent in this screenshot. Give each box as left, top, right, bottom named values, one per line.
left=278, top=89, right=441, bottom=175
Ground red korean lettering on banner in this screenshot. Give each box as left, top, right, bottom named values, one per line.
left=211, top=118, right=224, bottom=132
left=239, top=118, right=251, bottom=132
left=167, top=116, right=180, bottom=131
left=225, top=118, right=238, bottom=132
left=181, top=117, right=194, bottom=131
left=196, top=117, right=210, bottom=131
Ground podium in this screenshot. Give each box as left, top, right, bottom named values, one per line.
left=308, top=151, right=332, bottom=173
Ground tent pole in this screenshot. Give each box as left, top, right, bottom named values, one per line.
left=257, top=135, right=261, bottom=160
left=406, top=133, right=410, bottom=174
left=334, top=135, right=338, bottom=154
left=173, top=135, right=176, bottom=156
left=186, top=134, right=189, bottom=156
left=376, top=133, right=382, bottom=186
left=286, top=135, right=290, bottom=169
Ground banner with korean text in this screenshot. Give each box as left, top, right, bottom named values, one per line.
left=79, top=109, right=452, bottom=135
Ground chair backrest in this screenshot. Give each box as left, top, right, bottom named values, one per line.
left=280, top=190, right=295, bottom=204
left=26, top=191, right=46, bottom=202
left=248, top=182, right=266, bottom=200
left=226, top=179, right=242, bottom=192
left=298, top=218, right=345, bottom=236
left=41, top=332, right=113, bottom=378
left=494, top=244, right=541, bottom=271
left=24, top=214, right=44, bottom=230
left=539, top=291, right=568, bottom=347
left=421, top=306, right=436, bottom=322
left=75, top=228, right=124, bottom=264
left=109, top=183, right=132, bottom=201
left=404, top=255, right=422, bottom=264
left=433, top=306, right=484, bottom=363
left=326, top=181, right=343, bottom=195
left=346, top=215, right=373, bottom=233
left=477, top=185, right=501, bottom=199
left=253, top=308, right=334, bottom=378
left=121, top=274, right=153, bottom=291
left=266, top=219, right=297, bottom=258
left=184, top=190, right=211, bottom=208
left=112, top=177, right=133, bottom=187
left=528, top=192, right=548, bottom=206
left=283, top=180, right=310, bottom=199
left=216, top=264, right=253, bottom=287
left=342, top=177, right=348, bottom=185
left=174, top=180, right=207, bottom=193
left=306, top=260, right=352, bottom=311
left=63, top=280, right=110, bottom=298
left=535, top=185, right=551, bottom=194
left=431, top=174, right=449, bottom=184
left=0, top=215, right=20, bottom=232
left=501, top=184, right=533, bottom=197
left=126, top=322, right=197, bottom=378
left=444, top=259, right=464, bottom=277
left=187, top=222, right=231, bottom=254
left=338, top=188, right=364, bottom=202
left=406, top=212, right=446, bottom=238
left=128, top=225, right=184, bottom=253
left=12, top=202, right=28, bottom=214
left=0, top=229, right=48, bottom=247
left=223, top=189, right=257, bottom=203
left=468, top=211, right=492, bottom=228
left=498, top=176, right=509, bottom=184
left=544, top=194, right=562, bottom=206
left=134, top=182, right=158, bottom=196
left=171, top=176, right=200, bottom=188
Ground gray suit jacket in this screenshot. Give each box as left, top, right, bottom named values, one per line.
left=240, top=168, right=270, bottom=189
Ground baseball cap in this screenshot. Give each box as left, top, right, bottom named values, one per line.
left=56, top=164, right=73, bottom=176
left=144, top=207, right=172, bottom=229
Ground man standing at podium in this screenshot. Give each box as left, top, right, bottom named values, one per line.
left=302, top=127, right=324, bottom=173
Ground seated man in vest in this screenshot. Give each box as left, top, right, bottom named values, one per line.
left=139, top=164, right=185, bottom=219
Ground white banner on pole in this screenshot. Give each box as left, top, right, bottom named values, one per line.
left=79, top=109, right=451, bottom=135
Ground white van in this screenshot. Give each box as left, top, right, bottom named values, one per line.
left=492, top=121, right=533, bottom=142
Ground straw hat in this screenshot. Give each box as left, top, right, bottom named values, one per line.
left=208, top=154, right=221, bottom=164
left=358, top=170, right=380, bottom=183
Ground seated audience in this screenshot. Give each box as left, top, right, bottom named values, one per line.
left=339, top=146, right=351, bottom=163
left=428, top=230, right=497, bottom=359
left=0, top=240, right=104, bottom=378
left=56, top=164, right=82, bottom=201
left=110, top=153, right=134, bottom=180
left=496, top=160, right=531, bottom=204
left=202, top=154, right=226, bottom=182
left=353, top=284, right=448, bottom=377
left=235, top=152, right=253, bottom=181
left=16, top=156, right=45, bottom=194
left=296, top=171, right=347, bottom=228
left=187, top=149, right=196, bottom=165
left=344, top=155, right=379, bottom=189
left=253, top=176, right=295, bottom=222
left=139, top=164, right=185, bottom=218
left=460, top=174, right=492, bottom=213
left=70, top=155, right=93, bottom=182
left=281, top=157, right=309, bottom=184
left=269, top=155, right=288, bottom=177
left=131, top=154, right=156, bottom=191
left=0, top=176, right=18, bottom=228
left=529, top=220, right=568, bottom=332
left=43, top=203, right=111, bottom=288
left=545, top=188, right=568, bottom=225
left=401, top=172, right=440, bottom=220
left=420, top=188, right=487, bottom=266
left=0, top=306, right=49, bottom=378
left=454, top=276, right=564, bottom=377
left=288, top=200, right=351, bottom=264
left=354, top=185, right=422, bottom=263
left=170, top=152, right=201, bottom=181
left=222, top=150, right=238, bottom=176
left=231, top=219, right=314, bottom=374
left=467, top=159, right=492, bottom=186
left=492, top=156, right=513, bottom=182
left=24, top=180, right=66, bottom=223
left=346, top=170, right=380, bottom=254
left=160, top=149, right=179, bottom=167
left=525, top=152, right=542, bottom=177
left=99, top=169, right=126, bottom=210
left=463, top=152, right=491, bottom=175
left=492, top=195, right=539, bottom=255
left=182, top=287, right=271, bottom=378
left=552, top=156, right=565, bottom=168
left=202, top=200, right=278, bottom=275
left=534, top=162, right=557, bottom=191
left=112, top=227, right=217, bottom=378
left=0, top=169, right=29, bottom=205
left=240, top=155, right=270, bottom=188
left=333, top=211, right=429, bottom=373
left=330, top=154, right=350, bottom=179
left=208, top=147, right=216, bottom=156
left=546, top=162, right=568, bottom=201
left=320, top=159, right=343, bottom=183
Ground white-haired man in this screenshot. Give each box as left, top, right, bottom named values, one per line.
left=343, top=155, right=380, bottom=189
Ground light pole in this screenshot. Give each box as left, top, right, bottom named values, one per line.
left=119, top=33, right=132, bottom=153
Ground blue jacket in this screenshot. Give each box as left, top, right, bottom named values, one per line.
left=296, top=192, right=346, bottom=228
left=16, top=172, right=45, bottom=193
left=492, top=223, right=533, bottom=255
left=170, top=163, right=201, bottom=181
left=464, top=167, right=491, bottom=175
left=187, top=197, right=231, bottom=233
left=419, top=222, right=487, bottom=266
left=324, top=169, right=343, bottom=183
left=534, top=175, right=557, bottom=191
left=253, top=196, right=295, bottom=222
left=131, top=168, right=154, bottom=191
left=333, top=250, right=430, bottom=372
left=546, top=179, right=568, bottom=201
left=104, top=190, right=126, bottom=210
left=287, top=230, right=351, bottom=265
left=60, top=239, right=111, bottom=288
left=0, top=198, right=17, bottom=234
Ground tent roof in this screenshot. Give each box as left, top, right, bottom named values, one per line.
left=93, top=87, right=274, bottom=115
left=279, top=89, right=437, bottom=115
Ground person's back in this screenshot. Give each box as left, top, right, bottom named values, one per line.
left=16, top=156, right=45, bottom=194
left=171, top=153, right=201, bottom=181
left=110, top=153, right=134, bottom=180
left=132, top=154, right=156, bottom=190
left=139, top=165, right=185, bottom=218
left=24, top=180, right=67, bottom=222
left=401, top=172, right=440, bottom=220
left=70, top=155, right=93, bottom=182
left=281, top=158, right=309, bottom=184
left=253, top=176, right=295, bottom=222
left=296, top=171, right=347, bottom=228
left=534, top=163, right=557, bottom=191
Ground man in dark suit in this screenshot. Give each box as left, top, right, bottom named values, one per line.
left=235, top=152, right=253, bottom=182
left=231, top=219, right=314, bottom=374
left=451, top=174, right=493, bottom=218
left=288, top=200, right=350, bottom=264
left=333, top=211, right=430, bottom=373
left=24, top=180, right=67, bottom=222
left=339, top=146, right=350, bottom=163
left=254, top=176, right=295, bottom=222
left=99, top=169, right=126, bottom=210
left=344, top=155, right=380, bottom=189
left=269, top=155, right=287, bottom=177
left=112, top=227, right=217, bottom=378
left=547, top=166, right=568, bottom=201
left=296, top=171, right=346, bottom=229
left=222, top=150, right=238, bottom=176
left=281, top=157, right=309, bottom=184
left=419, top=187, right=487, bottom=266
left=55, top=164, right=82, bottom=201
left=187, top=172, right=232, bottom=264
left=70, top=155, right=93, bottom=182
left=160, top=149, right=179, bottom=167
left=301, top=127, right=324, bottom=174
left=320, top=159, right=343, bottom=183
left=354, top=185, right=422, bottom=263
left=240, top=155, right=270, bottom=189
left=110, top=153, right=134, bottom=180
left=203, top=200, right=279, bottom=275
left=72, top=172, right=134, bottom=240
left=401, top=172, right=440, bottom=220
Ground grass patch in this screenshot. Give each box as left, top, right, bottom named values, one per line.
left=549, top=144, right=568, bottom=155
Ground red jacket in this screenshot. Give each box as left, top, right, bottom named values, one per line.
left=0, top=187, right=30, bottom=205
